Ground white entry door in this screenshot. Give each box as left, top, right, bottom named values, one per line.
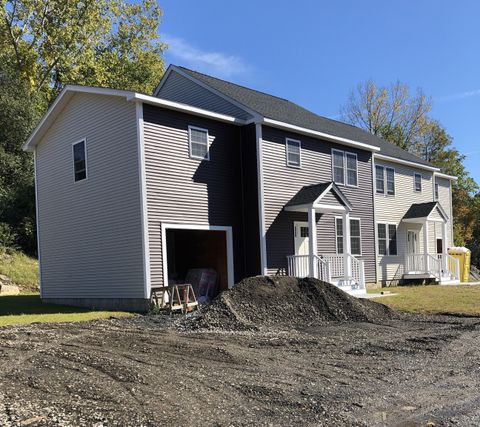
left=407, top=230, right=419, bottom=254
left=294, top=222, right=309, bottom=255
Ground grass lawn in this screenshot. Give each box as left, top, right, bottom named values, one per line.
left=0, top=250, right=40, bottom=292
left=369, top=285, right=480, bottom=316
left=0, top=294, right=134, bottom=327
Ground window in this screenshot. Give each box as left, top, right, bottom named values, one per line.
left=375, top=165, right=385, bottom=194
left=414, top=173, right=422, bottom=192
left=376, top=165, right=395, bottom=195
left=189, top=126, right=209, bottom=160
left=346, top=153, right=358, bottom=186
left=377, top=223, right=397, bottom=256
left=386, top=167, right=395, bottom=195
left=73, top=140, right=87, bottom=182
left=286, top=138, right=301, bottom=167
left=335, top=217, right=361, bottom=255
left=332, top=149, right=345, bottom=185
left=332, top=149, right=358, bottom=186
left=434, top=182, right=439, bottom=200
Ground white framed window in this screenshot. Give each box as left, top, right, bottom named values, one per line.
left=434, top=182, right=439, bottom=200
left=414, top=173, right=422, bottom=192
left=386, top=167, right=395, bottom=195
left=188, top=126, right=210, bottom=160
left=335, top=217, right=362, bottom=255
left=285, top=138, right=301, bottom=167
left=377, top=223, right=397, bottom=256
left=332, top=149, right=358, bottom=186
left=376, top=165, right=395, bottom=195
left=375, top=165, right=385, bottom=194
left=72, top=139, right=87, bottom=182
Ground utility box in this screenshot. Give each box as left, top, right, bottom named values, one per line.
left=448, top=247, right=471, bottom=283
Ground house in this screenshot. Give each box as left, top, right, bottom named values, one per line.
left=23, top=65, right=458, bottom=311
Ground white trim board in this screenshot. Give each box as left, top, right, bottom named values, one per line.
left=160, top=223, right=235, bottom=289
left=136, top=102, right=151, bottom=299
left=374, top=153, right=440, bottom=172
left=256, top=123, right=268, bottom=275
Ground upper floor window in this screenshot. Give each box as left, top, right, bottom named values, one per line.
left=414, top=173, right=422, bottom=192
left=377, top=223, right=397, bottom=256
left=73, top=139, right=87, bottom=182
left=285, top=138, right=301, bottom=167
left=434, top=182, right=439, bottom=200
left=189, top=126, right=209, bottom=160
left=375, top=165, right=395, bottom=195
left=335, top=217, right=362, bottom=255
left=332, top=149, right=358, bottom=187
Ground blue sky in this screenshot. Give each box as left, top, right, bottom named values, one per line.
left=159, top=0, right=480, bottom=182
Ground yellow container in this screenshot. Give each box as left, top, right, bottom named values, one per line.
left=448, top=247, right=471, bottom=283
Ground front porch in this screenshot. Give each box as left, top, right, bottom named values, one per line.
left=283, top=182, right=366, bottom=296
left=402, top=202, right=460, bottom=285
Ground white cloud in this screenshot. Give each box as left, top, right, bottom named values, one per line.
left=437, top=89, right=480, bottom=102
left=163, top=35, right=250, bottom=77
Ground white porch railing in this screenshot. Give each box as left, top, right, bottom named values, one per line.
left=405, top=253, right=460, bottom=282
left=286, top=253, right=365, bottom=291
left=437, top=254, right=461, bottom=280
left=286, top=255, right=331, bottom=283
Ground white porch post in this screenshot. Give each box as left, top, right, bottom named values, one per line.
left=442, top=220, right=448, bottom=273
left=308, top=207, right=318, bottom=278
left=342, top=211, right=352, bottom=282
left=423, top=220, right=429, bottom=273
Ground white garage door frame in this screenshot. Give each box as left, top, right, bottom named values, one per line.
left=160, top=223, right=235, bottom=289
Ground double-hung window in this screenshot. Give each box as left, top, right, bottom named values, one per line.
left=335, top=217, right=362, bottom=255
left=332, top=149, right=358, bottom=186
left=377, top=223, right=397, bottom=256
left=189, top=126, right=209, bottom=160
left=376, top=165, right=395, bottom=195
left=286, top=138, right=301, bottom=167
left=414, top=173, right=422, bottom=192
left=73, top=139, right=87, bottom=182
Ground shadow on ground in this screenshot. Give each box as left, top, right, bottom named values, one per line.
left=0, top=294, right=91, bottom=316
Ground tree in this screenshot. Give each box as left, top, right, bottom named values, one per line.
left=1, top=0, right=166, bottom=105
left=0, top=62, right=40, bottom=254
left=341, top=80, right=432, bottom=153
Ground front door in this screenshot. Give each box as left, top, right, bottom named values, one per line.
left=407, top=230, right=419, bottom=254
left=294, top=221, right=309, bottom=255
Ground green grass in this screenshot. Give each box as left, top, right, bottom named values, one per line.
left=0, top=250, right=40, bottom=292
left=369, top=285, right=480, bottom=316
left=0, top=293, right=134, bottom=327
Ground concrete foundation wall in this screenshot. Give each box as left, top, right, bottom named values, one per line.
left=43, top=298, right=151, bottom=313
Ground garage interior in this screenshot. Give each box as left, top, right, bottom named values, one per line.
left=165, top=229, right=229, bottom=301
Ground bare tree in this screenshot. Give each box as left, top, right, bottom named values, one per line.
left=341, top=80, right=432, bottom=154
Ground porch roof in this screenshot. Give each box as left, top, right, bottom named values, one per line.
left=284, top=181, right=353, bottom=212
left=402, top=202, right=448, bottom=222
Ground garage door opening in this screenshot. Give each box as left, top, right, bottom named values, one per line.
left=161, top=225, right=234, bottom=302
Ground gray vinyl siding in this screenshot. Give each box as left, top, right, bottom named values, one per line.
left=143, top=104, right=247, bottom=287
left=374, top=159, right=454, bottom=283
left=261, top=126, right=376, bottom=283
left=156, top=71, right=253, bottom=121
left=35, top=93, right=145, bottom=299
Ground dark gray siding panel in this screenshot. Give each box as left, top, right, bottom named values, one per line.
left=262, top=125, right=376, bottom=283
left=157, top=71, right=253, bottom=121
left=240, top=124, right=261, bottom=276
left=36, top=93, right=145, bottom=299
left=143, top=105, right=250, bottom=286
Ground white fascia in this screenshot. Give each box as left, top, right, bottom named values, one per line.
left=260, top=118, right=381, bottom=152
left=374, top=153, right=440, bottom=172
left=434, top=171, right=458, bottom=181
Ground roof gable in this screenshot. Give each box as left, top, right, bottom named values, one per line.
left=285, top=182, right=353, bottom=211
left=402, top=202, right=448, bottom=221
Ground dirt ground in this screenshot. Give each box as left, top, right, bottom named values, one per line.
left=1, top=312, right=480, bottom=427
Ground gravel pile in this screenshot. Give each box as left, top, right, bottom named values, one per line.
left=186, top=276, right=395, bottom=330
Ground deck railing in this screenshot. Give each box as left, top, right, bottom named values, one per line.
left=286, top=253, right=365, bottom=290
left=437, top=254, right=460, bottom=280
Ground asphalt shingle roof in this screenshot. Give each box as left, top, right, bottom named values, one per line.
left=403, top=202, right=438, bottom=219
left=177, top=66, right=434, bottom=168
left=285, top=182, right=349, bottom=208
